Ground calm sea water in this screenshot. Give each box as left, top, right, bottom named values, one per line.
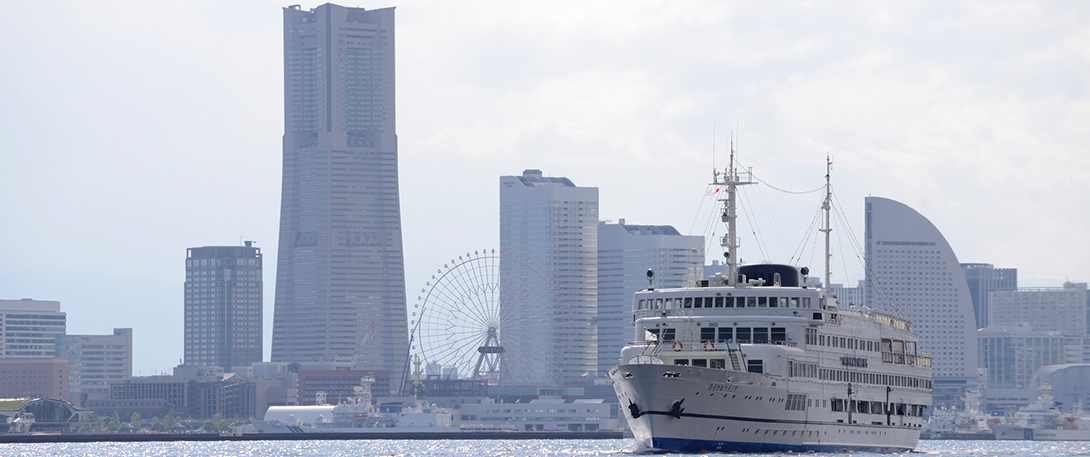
left=2, top=439, right=1089, bottom=457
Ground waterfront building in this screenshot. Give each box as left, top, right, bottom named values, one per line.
left=500, top=169, right=598, bottom=384
left=185, top=243, right=263, bottom=369
left=0, top=299, right=66, bottom=358
left=0, top=357, right=68, bottom=399
left=271, top=3, right=409, bottom=393
left=55, top=328, right=133, bottom=407
left=95, top=365, right=255, bottom=420
left=597, top=219, right=703, bottom=376
left=864, top=197, right=979, bottom=408
left=978, top=324, right=1066, bottom=389
left=962, top=263, right=1018, bottom=330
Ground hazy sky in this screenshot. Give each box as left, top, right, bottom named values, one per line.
left=2, top=1, right=1088, bottom=376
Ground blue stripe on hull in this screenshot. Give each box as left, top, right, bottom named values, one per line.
left=652, top=437, right=912, bottom=454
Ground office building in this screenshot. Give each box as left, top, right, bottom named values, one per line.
left=828, top=280, right=865, bottom=308
left=863, top=197, right=978, bottom=407
left=272, top=4, right=409, bottom=393
left=0, top=299, right=66, bottom=358
left=597, top=219, right=703, bottom=376
left=978, top=324, right=1066, bottom=389
left=989, top=282, right=1088, bottom=362
left=185, top=243, right=263, bottom=369
left=500, top=169, right=598, bottom=384
left=989, top=283, right=1087, bottom=337
left=55, top=328, right=133, bottom=407
left=962, top=263, right=1017, bottom=329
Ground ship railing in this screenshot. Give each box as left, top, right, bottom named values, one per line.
left=639, top=338, right=795, bottom=352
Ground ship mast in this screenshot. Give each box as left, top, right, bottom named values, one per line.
left=821, top=156, right=832, bottom=289
left=716, top=137, right=754, bottom=286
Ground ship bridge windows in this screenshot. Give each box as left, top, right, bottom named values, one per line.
left=662, top=328, right=676, bottom=341
left=701, top=327, right=716, bottom=343
left=747, top=359, right=764, bottom=373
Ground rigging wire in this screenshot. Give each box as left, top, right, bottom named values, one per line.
left=751, top=175, right=825, bottom=195
left=736, top=187, right=770, bottom=263
left=829, top=188, right=901, bottom=316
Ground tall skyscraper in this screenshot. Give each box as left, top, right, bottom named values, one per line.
left=272, top=4, right=408, bottom=392
left=597, top=220, right=703, bottom=376
left=962, top=263, right=1018, bottom=329
left=500, top=169, right=598, bottom=384
left=185, top=244, right=263, bottom=369
left=0, top=299, right=65, bottom=358
left=864, top=197, right=978, bottom=408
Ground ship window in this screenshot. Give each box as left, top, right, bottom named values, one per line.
left=646, top=329, right=659, bottom=341
left=701, top=327, right=716, bottom=343
left=726, top=297, right=736, bottom=308
left=662, top=328, right=676, bottom=341
left=664, top=298, right=674, bottom=309
left=717, top=327, right=733, bottom=343
left=637, top=299, right=644, bottom=310
left=674, top=359, right=689, bottom=366
left=683, top=297, right=693, bottom=308
left=753, top=328, right=769, bottom=344
left=747, top=297, right=757, bottom=307
left=790, top=297, right=799, bottom=307
left=654, top=299, right=663, bottom=309
left=779, top=297, right=789, bottom=308
left=771, top=327, right=786, bottom=343
left=758, top=297, right=768, bottom=307
left=691, top=359, right=707, bottom=367
left=831, top=399, right=844, bottom=412
left=736, top=327, right=751, bottom=343
left=747, top=359, right=763, bottom=373
left=710, top=359, right=725, bottom=369
left=715, top=297, right=725, bottom=307
left=785, top=394, right=807, bottom=411
left=801, top=297, right=810, bottom=308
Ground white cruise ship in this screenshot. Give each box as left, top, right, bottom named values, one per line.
left=608, top=156, right=933, bottom=453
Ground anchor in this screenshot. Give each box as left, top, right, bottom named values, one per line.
left=670, top=398, right=686, bottom=419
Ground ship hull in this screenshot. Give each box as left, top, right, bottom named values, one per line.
left=610, top=363, right=922, bottom=453
left=992, top=424, right=1090, bottom=441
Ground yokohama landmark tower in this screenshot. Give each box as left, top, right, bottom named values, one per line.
left=272, top=4, right=408, bottom=391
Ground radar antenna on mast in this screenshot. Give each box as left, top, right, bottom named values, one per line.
left=714, top=133, right=755, bottom=286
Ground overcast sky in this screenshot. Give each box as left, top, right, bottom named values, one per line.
left=2, top=1, right=1088, bottom=376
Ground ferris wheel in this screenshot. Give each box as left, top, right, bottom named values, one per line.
left=409, top=249, right=557, bottom=385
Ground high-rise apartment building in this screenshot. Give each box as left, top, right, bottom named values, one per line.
left=55, top=328, right=133, bottom=407
left=989, top=282, right=1088, bottom=362
left=0, top=299, right=66, bottom=358
left=962, top=263, right=1018, bottom=329
left=185, top=244, right=263, bottom=369
left=597, top=220, right=703, bottom=376
left=989, top=283, right=1087, bottom=337
left=864, top=197, right=978, bottom=407
left=272, top=4, right=408, bottom=392
left=500, top=169, right=598, bottom=384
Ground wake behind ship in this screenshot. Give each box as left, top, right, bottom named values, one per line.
left=609, top=157, right=932, bottom=453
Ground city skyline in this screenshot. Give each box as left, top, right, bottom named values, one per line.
left=3, top=2, right=1089, bottom=376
